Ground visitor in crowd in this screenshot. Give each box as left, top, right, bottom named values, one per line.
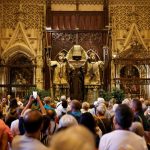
left=130, top=98, right=150, bottom=131
left=99, top=104, right=148, bottom=150
left=5, top=98, right=19, bottom=127
left=0, top=118, right=13, bottom=150
left=50, top=125, right=96, bottom=150
left=130, top=122, right=145, bottom=137
left=68, top=100, right=82, bottom=122
left=1, top=97, right=9, bottom=119
left=58, top=114, right=78, bottom=131
left=10, top=107, right=23, bottom=137
left=89, top=97, right=105, bottom=115
left=79, top=112, right=101, bottom=148
left=12, top=110, right=48, bottom=150
left=1, top=92, right=150, bottom=150
left=16, top=96, right=23, bottom=107
left=96, top=103, right=112, bottom=135
left=81, top=102, right=90, bottom=113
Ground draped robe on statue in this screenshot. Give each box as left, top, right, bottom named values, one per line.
left=66, top=45, right=88, bottom=101
left=68, top=66, right=85, bottom=101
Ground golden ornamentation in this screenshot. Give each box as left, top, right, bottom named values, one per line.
left=2, top=2, right=44, bottom=29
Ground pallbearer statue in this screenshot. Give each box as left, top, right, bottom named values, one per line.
left=50, top=50, right=69, bottom=98
left=84, top=50, right=104, bottom=103
left=66, top=45, right=88, bottom=101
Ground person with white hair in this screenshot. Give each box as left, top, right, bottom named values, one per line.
left=58, top=114, right=78, bottom=130
left=56, top=95, right=66, bottom=108
left=122, top=98, right=130, bottom=106
left=50, top=125, right=96, bottom=150
left=55, top=95, right=69, bottom=119
left=89, top=97, right=105, bottom=115
left=97, top=97, right=105, bottom=104
left=96, top=103, right=112, bottom=135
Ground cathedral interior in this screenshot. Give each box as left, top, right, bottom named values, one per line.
left=0, top=0, right=150, bottom=101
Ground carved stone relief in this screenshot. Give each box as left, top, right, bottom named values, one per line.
left=0, top=0, right=45, bottom=90
left=2, top=4, right=44, bottom=29
left=110, top=2, right=150, bottom=51
left=110, top=0, right=150, bottom=97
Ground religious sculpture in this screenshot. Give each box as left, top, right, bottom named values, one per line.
left=66, top=45, right=88, bottom=101
left=50, top=50, right=68, bottom=97
left=84, top=50, right=104, bottom=103
left=85, top=50, right=104, bottom=85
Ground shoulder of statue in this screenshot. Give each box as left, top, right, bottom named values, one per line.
left=98, top=61, right=104, bottom=65
left=51, top=61, right=58, bottom=66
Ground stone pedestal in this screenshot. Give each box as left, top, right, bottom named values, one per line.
left=85, top=85, right=100, bottom=104
left=53, top=84, right=69, bottom=98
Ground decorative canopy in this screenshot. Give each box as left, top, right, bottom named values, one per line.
left=113, top=23, right=150, bottom=65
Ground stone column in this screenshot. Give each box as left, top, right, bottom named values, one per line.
left=35, top=55, right=43, bottom=89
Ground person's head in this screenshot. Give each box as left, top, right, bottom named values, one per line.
left=129, top=122, right=144, bottom=137
left=82, top=102, right=90, bottom=111
left=94, top=97, right=105, bottom=108
left=140, top=97, right=145, bottom=103
left=70, top=100, right=81, bottom=112
left=16, top=107, right=23, bottom=117
left=50, top=125, right=95, bottom=150
left=62, top=100, right=68, bottom=109
left=96, top=103, right=106, bottom=116
left=114, top=104, right=133, bottom=130
left=60, top=95, right=66, bottom=101
left=23, top=110, right=43, bottom=134
left=44, top=97, right=51, bottom=105
left=46, top=109, right=56, bottom=120
left=122, top=98, right=130, bottom=106
left=79, top=112, right=96, bottom=134
left=2, top=97, right=8, bottom=106
left=9, top=99, right=18, bottom=109
left=59, top=114, right=78, bottom=128
left=108, top=98, right=116, bottom=108
left=7, top=95, right=11, bottom=100
left=97, top=97, right=105, bottom=104
left=16, top=96, right=20, bottom=102
left=130, top=98, right=142, bottom=113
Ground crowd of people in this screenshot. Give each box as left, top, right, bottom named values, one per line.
left=0, top=94, right=150, bottom=150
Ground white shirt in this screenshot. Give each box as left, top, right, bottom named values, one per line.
left=10, top=119, right=20, bottom=137
left=12, top=135, right=48, bottom=150
left=99, top=130, right=148, bottom=150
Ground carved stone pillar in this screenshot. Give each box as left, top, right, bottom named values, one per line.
left=35, top=55, right=43, bottom=89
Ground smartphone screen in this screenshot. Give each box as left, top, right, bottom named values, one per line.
left=33, top=91, right=37, bottom=99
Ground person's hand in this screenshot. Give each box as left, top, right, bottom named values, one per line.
left=36, top=95, right=41, bottom=102
left=28, top=95, right=34, bottom=104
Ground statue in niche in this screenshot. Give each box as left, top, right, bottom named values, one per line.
left=12, top=71, right=28, bottom=85
left=50, top=50, right=68, bottom=97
